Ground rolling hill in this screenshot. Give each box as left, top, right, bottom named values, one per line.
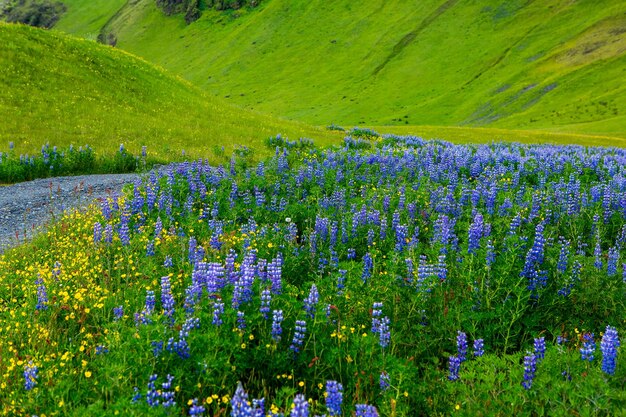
left=0, top=23, right=340, bottom=160
left=53, top=0, right=626, bottom=138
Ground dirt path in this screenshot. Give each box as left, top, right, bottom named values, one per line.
left=0, top=172, right=142, bottom=252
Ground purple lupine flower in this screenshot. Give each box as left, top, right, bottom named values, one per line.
left=35, top=275, right=48, bottom=310
left=486, top=240, right=495, bottom=266
left=405, top=259, right=414, bottom=284
left=473, top=339, right=484, bottom=357
left=212, top=302, right=224, bottom=326
left=104, top=223, right=113, bottom=244
left=206, top=262, right=226, bottom=294
left=252, top=398, right=265, bottom=416
left=161, top=276, right=175, bottom=325
left=607, top=247, right=619, bottom=276
left=93, top=222, right=102, bottom=244
left=521, top=224, right=546, bottom=289
left=362, top=253, right=373, bottom=283
left=164, top=255, right=173, bottom=268
left=260, top=288, right=271, bottom=319
left=448, top=355, right=461, bottom=381
left=119, top=220, right=130, bottom=246
left=457, top=331, right=468, bottom=362
left=291, top=394, right=309, bottom=417
left=600, top=326, right=620, bottom=375
left=556, top=240, right=570, bottom=274
left=395, top=224, right=408, bottom=252
left=594, top=237, right=603, bottom=270
left=146, top=240, right=155, bottom=257
left=154, top=217, right=163, bottom=239
left=132, top=386, right=142, bottom=403
left=151, top=340, right=164, bottom=357
left=303, top=284, right=319, bottom=319
left=337, top=269, right=346, bottom=294
left=161, top=374, right=175, bottom=407
left=188, top=398, right=205, bottom=416
left=379, top=372, right=390, bottom=391
left=557, top=336, right=568, bottom=345
left=581, top=333, right=595, bottom=362
left=23, top=361, right=38, bottom=390
left=522, top=353, right=537, bottom=390
left=237, top=310, right=246, bottom=330
left=534, top=337, right=546, bottom=362
left=468, top=213, right=484, bottom=254
left=347, top=248, right=356, bottom=260
left=188, top=237, right=197, bottom=264
left=271, top=310, right=283, bottom=342
left=166, top=337, right=189, bottom=359
left=325, top=380, right=343, bottom=416
left=113, top=305, right=123, bottom=320
left=268, top=257, right=282, bottom=295
left=436, top=254, right=447, bottom=281
left=290, top=320, right=307, bottom=354
left=378, top=316, right=391, bottom=348
left=145, top=290, right=156, bottom=312
left=146, top=374, right=160, bottom=407
left=95, top=345, right=108, bottom=355
left=230, top=382, right=252, bottom=417
left=101, top=199, right=112, bottom=220
left=371, top=302, right=383, bottom=333
left=355, top=404, right=379, bottom=417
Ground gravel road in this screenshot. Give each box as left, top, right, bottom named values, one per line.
left=0, top=172, right=144, bottom=252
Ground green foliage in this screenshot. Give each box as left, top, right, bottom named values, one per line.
left=349, top=127, right=380, bottom=138
left=0, top=143, right=152, bottom=183
left=1, top=0, right=66, bottom=28
left=441, top=347, right=626, bottom=416
left=265, top=134, right=316, bottom=150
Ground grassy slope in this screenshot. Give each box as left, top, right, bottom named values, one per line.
left=56, top=0, right=626, bottom=139
left=53, top=0, right=126, bottom=40
left=0, top=23, right=341, bottom=161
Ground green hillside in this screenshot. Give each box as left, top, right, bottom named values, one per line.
left=55, top=0, right=626, bottom=138
left=0, top=23, right=340, bottom=160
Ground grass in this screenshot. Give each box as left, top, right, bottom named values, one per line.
left=0, top=23, right=342, bottom=163
left=55, top=0, right=626, bottom=137
left=367, top=125, right=626, bottom=148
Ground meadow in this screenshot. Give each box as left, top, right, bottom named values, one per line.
left=0, top=24, right=340, bottom=164
left=55, top=0, right=626, bottom=137
left=1, top=134, right=625, bottom=416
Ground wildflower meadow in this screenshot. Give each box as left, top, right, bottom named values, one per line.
left=1, top=135, right=625, bottom=416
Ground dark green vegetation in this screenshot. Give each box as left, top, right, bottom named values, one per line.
left=0, top=0, right=66, bottom=28
left=156, top=0, right=260, bottom=24
left=0, top=24, right=340, bottom=162
left=0, top=143, right=146, bottom=183
left=55, top=0, right=626, bottom=138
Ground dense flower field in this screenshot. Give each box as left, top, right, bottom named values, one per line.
left=1, top=136, right=625, bottom=416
